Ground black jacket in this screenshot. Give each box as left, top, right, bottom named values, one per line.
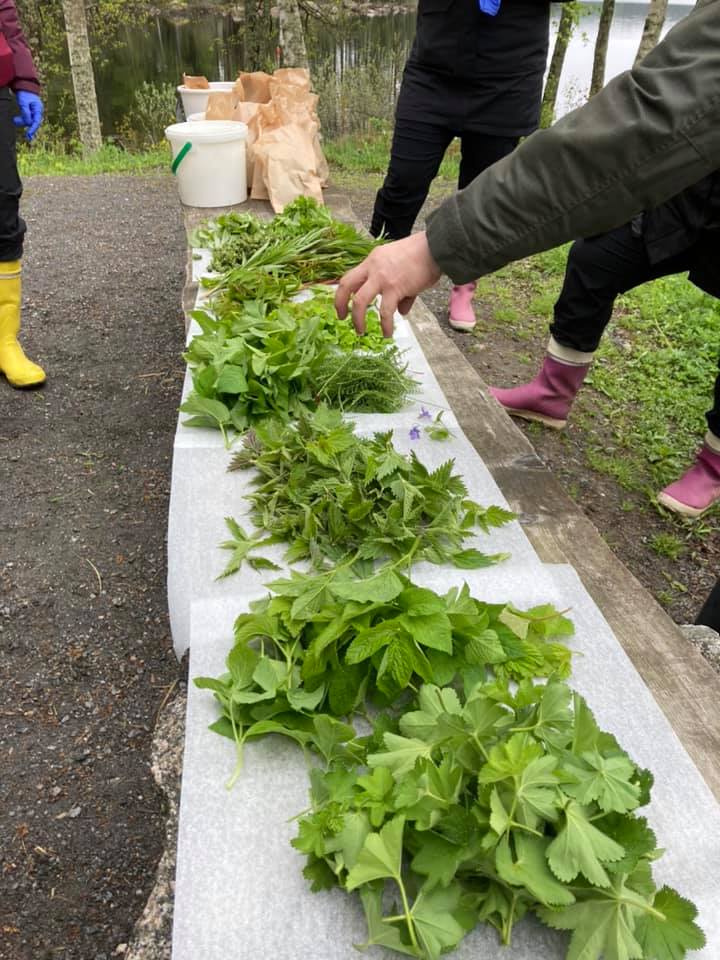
left=398, top=0, right=561, bottom=136
left=640, top=171, right=720, bottom=298
left=426, top=0, right=720, bottom=283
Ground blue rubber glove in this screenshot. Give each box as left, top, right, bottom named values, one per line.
left=478, top=0, right=501, bottom=14
left=13, top=91, right=44, bottom=142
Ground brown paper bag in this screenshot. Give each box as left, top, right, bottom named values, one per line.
left=232, top=77, right=245, bottom=102
left=268, top=82, right=329, bottom=187
left=271, top=68, right=311, bottom=91
left=232, top=101, right=261, bottom=183
left=206, top=91, right=239, bottom=121
left=182, top=74, right=209, bottom=89
left=238, top=71, right=272, bottom=104
left=253, top=122, right=324, bottom=211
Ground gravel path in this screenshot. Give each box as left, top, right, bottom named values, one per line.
left=0, top=174, right=186, bottom=960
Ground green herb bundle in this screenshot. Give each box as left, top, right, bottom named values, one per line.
left=180, top=291, right=415, bottom=442
left=194, top=197, right=382, bottom=301
left=226, top=405, right=515, bottom=572
left=195, top=574, right=574, bottom=778
left=294, top=680, right=704, bottom=960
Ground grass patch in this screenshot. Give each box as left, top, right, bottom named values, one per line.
left=324, top=129, right=460, bottom=181
left=476, top=244, right=720, bottom=527
left=18, top=143, right=171, bottom=177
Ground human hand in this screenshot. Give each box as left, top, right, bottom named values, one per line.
left=335, top=231, right=442, bottom=337
left=14, top=91, right=44, bottom=142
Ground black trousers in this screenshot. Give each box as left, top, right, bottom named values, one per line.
left=0, top=87, right=25, bottom=262
left=552, top=223, right=720, bottom=438
left=370, top=114, right=517, bottom=240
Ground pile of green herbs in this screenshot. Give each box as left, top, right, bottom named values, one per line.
left=295, top=679, right=704, bottom=960
left=194, top=196, right=382, bottom=301
left=197, top=574, right=574, bottom=774
left=181, top=290, right=416, bottom=443
left=223, top=406, right=514, bottom=574
left=196, top=572, right=704, bottom=960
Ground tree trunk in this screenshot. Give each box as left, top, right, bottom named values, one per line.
left=541, top=2, right=578, bottom=128
left=589, top=0, right=615, bottom=97
left=60, top=0, right=102, bottom=155
left=634, top=0, right=668, bottom=65
left=277, top=0, right=308, bottom=70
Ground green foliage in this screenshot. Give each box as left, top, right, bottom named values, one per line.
left=18, top=143, right=170, bottom=177
left=649, top=533, right=685, bottom=561
left=195, top=575, right=575, bottom=740
left=291, top=681, right=704, bottom=959
left=227, top=405, right=515, bottom=571
left=325, top=128, right=461, bottom=182
left=181, top=288, right=415, bottom=438
left=118, top=81, right=178, bottom=149
left=193, top=196, right=382, bottom=280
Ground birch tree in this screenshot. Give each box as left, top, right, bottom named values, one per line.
left=589, top=0, right=615, bottom=97
left=634, top=0, right=668, bottom=64
left=541, top=2, right=579, bottom=127
left=277, top=0, right=309, bottom=70
left=61, top=0, right=102, bottom=154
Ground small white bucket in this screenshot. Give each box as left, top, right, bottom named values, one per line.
left=177, top=81, right=236, bottom=119
left=166, top=121, right=248, bottom=208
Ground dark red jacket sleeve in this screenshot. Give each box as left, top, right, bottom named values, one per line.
left=0, top=0, right=40, bottom=95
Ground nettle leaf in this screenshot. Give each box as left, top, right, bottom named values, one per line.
left=345, top=815, right=405, bottom=890
left=634, top=886, right=706, bottom=960
left=451, top=548, right=509, bottom=569
left=547, top=800, right=626, bottom=887
left=330, top=568, right=404, bottom=604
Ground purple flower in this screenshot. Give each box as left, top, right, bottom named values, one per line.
left=409, top=425, right=421, bottom=441
left=419, top=407, right=432, bottom=420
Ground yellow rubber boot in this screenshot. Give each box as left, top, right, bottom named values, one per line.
left=0, top=260, right=45, bottom=388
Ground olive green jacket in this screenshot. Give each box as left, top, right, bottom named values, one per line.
left=426, top=0, right=720, bottom=283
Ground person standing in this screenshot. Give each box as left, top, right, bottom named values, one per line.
left=0, top=0, right=44, bottom=389
left=370, top=0, right=563, bottom=332
left=489, top=173, right=720, bottom=517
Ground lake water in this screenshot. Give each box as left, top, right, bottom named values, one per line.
left=73, top=1, right=694, bottom=136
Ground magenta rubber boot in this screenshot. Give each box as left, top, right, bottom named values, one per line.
left=657, top=441, right=720, bottom=518
left=489, top=355, right=590, bottom=429
left=448, top=283, right=477, bottom=331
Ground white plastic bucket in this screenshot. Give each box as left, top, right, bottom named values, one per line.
left=177, top=81, right=236, bottom=119
left=166, top=121, right=248, bottom=208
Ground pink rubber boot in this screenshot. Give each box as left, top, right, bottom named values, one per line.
left=657, top=437, right=720, bottom=518
left=448, top=283, right=477, bottom=331
left=489, top=354, right=590, bottom=429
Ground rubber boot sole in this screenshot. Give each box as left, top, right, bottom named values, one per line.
left=1, top=370, right=46, bottom=389
left=656, top=491, right=709, bottom=519
left=448, top=318, right=477, bottom=332
left=498, top=404, right=566, bottom=430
